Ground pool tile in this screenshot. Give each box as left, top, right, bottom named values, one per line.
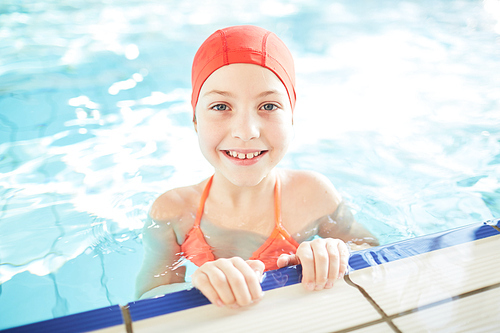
left=348, top=234, right=500, bottom=316
left=131, top=279, right=381, bottom=333
left=393, top=286, right=500, bottom=332
left=87, top=326, right=127, bottom=333
left=349, top=322, right=398, bottom=333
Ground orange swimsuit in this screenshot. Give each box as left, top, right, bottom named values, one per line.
left=181, top=175, right=300, bottom=271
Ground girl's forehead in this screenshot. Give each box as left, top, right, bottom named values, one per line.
left=200, top=63, right=288, bottom=96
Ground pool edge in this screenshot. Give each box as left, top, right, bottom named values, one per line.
left=1, top=219, right=499, bottom=332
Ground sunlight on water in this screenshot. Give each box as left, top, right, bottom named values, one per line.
left=0, top=0, right=499, bottom=329
left=484, top=0, right=500, bottom=33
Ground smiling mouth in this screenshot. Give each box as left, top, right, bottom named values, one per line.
left=224, top=150, right=265, bottom=160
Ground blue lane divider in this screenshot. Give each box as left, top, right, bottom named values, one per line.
left=0, top=305, right=124, bottom=333
left=349, top=219, right=500, bottom=271
left=2, top=219, right=499, bottom=331
left=127, top=264, right=304, bottom=322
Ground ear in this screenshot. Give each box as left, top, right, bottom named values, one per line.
left=193, top=118, right=198, bottom=133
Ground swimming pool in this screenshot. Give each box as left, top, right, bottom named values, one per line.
left=0, top=0, right=499, bottom=330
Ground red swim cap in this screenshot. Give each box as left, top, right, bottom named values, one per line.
left=191, top=25, right=296, bottom=118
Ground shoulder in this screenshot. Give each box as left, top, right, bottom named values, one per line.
left=149, top=179, right=208, bottom=223
left=280, top=169, right=341, bottom=201
left=279, top=169, right=342, bottom=215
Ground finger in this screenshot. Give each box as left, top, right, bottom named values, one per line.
left=246, top=259, right=266, bottom=287
left=228, top=259, right=263, bottom=304
left=192, top=270, right=224, bottom=307
left=338, top=241, right=350, bottom=278
left=276, top=254, right=300, bottom=268
left=225, top=258, right=255, bottom=306
left=326, top=240, right=341, bottom=286
left=214, top=258, right=262, bottom=307
left=246, top=259, right=265, bottom=276
left=244, top=259, right=265, bottom=305
left=311, top=239, right=329, bottom=290
left=276, top=254, right=289, bottom=268
left=203, top=261, right=237, bottom=306
left=296, top=243, right=315, bottom=291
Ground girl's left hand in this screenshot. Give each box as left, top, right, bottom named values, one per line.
left=276, top=238, right=349, bottom=291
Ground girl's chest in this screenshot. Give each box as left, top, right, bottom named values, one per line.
left=199, top=219, right=269, bottom=259
left=197, top=213, right=322, bottom=260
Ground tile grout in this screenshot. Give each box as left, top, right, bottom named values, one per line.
left=489, top=224, right=500, bottom=233
left=330, top=318, right=391, bottom=333
left=338, top=279, right=500, bottom=332
left=120, top=305, right=134, bottom=333
left=389, top=281, right=500, bottom=321
left=344, top=274, right=402, bottom=333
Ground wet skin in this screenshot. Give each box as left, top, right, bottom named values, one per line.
left=135, top=64, right=378, bottom=307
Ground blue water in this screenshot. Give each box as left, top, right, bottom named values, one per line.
left=1, top=0, right=499, bottom=329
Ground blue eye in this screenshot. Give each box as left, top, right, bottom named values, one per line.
left=212, top=104, right=228, bottom=111
left=262, top=104, right=277, bottom=111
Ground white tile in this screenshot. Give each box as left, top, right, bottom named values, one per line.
left=349, top=235, right=500, bottom=316
left=133, top=279, right=381, bottom=333
left=89, top=324, right=128, bottom=333
left=394, top=287, right=500, bottom=332
left=349, top=322, right=396, bottom=333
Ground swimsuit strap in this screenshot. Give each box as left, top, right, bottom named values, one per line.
left=194, top=174, right=283, bottom=228
left=194, top=175, right=214, bottom=228
left=273, top=174, right=299, bottom=246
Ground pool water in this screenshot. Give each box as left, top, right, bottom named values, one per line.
left=1, top=0, right=499, bottom=330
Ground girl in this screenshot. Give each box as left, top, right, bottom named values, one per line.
left=136, top=25, right=378, bottom=308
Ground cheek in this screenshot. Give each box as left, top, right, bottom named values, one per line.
left=269, top=121, right=294, bottom=150
left=197, top=122, right=222, bottom=154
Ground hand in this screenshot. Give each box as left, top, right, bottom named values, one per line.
left=277, top=238, right=349, bottom=291
left=191, top=257, right=265, bottom=308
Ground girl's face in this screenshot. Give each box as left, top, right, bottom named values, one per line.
left=195, top=63, right=294, bottom=187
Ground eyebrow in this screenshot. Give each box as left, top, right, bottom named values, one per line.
left=203, top=90, right=235, bottom=98
left=257, top=90, right=283, bottom=98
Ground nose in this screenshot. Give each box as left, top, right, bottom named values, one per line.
left=231, top=110, right=260, bottom=141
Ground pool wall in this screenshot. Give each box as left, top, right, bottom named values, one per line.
left=2, top=219, right=498, bottom=332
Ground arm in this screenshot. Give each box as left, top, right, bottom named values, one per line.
left=277, top=171, right=378, bottom=290
left=318, top=200, right=379, bottom=248
left=139, top=282, right=192, bottom=299
left=135, top=216, right=187, bottom=299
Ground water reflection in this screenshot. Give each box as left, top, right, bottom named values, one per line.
left=0, top=0, right=499, bottom=330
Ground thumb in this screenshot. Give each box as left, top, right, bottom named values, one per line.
left=246, top=259, right=265, bottom=277
left=277, top=254, right=300, bottom=268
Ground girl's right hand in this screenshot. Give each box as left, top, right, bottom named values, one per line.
left=191, top=257, right=265, bottom=308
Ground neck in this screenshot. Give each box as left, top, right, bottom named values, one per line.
left=210, top=170, right=278, bottom=209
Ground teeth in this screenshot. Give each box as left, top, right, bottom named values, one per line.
left=227, top=151, right=262, bottom=159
